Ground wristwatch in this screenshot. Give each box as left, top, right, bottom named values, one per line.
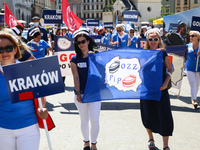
left=75, top=91, right=81, bottom=95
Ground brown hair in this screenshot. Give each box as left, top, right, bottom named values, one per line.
left=0, top=32, right=21, bottom=59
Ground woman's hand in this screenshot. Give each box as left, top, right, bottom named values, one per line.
left=37, top=108, right=48, bottom=119
left=197, top=51, right=200, bottom=56
left=160, top=83, right=168, bottom=91
left=76, top=94, right=82, bottom=103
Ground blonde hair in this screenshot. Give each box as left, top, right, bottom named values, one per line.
left=144, top=31, right=164, bottom=49
left=189, top=30, right=200, bottom=39
left=116, top=24, right=124, bottom=31
left=2, top=28, right=32, bottom=55
left=0, top=31, right=21, bottom=59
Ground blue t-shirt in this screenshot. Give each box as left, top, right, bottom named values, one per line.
left=70, top=55, right=88, bottom=94
left=0, top=73, right=37, bottom=129
left=27, top=40, right=50, bottom=59
left=185, top=43, right=200, bottom=72
left=102, top=33, right=111, bottom=45
left=112, top=33, right=129, bottom=47
left=129, top=36, right=138, bottom=48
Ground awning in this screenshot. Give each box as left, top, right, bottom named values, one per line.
left=153, top=18, right=163, bottom=25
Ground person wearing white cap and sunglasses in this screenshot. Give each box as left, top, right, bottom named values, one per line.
left=0, top=31, right=48, bottom=150
left=140, top=29, right=173, bottom=150
left=27, top=28, right=52, bottom=59
left=70, top=28, right=100, bottom=150
left=185, top=30, right=200, bottom=109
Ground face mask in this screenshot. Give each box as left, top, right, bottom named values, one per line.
left=34, top=22, right=39, bottom=27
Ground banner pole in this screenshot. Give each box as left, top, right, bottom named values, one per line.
left=195, top=42, right=200, bottom=71
left=38, top=98, right=53, bottom=150
left=177, top=89, right=181, bottom=99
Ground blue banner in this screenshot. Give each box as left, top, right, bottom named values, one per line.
left=54, top=35, right=74, bottom=52
left=3, top=56, right=64, bottom=103
left=123, top=11, right=139, bottom=22
left=86, top=19, right=99, bottom=27
left=81, top=49, right=163, bottom=103
left=104, top=22, right=113, bottom=29
left=191, top=16, right=200, bottom=32
left=43, top=10, right=62, bottom=24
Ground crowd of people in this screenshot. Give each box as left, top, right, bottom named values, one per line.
left=0, top=15, right=200, bottom=150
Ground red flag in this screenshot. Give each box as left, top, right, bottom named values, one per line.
left=62, top=0, right=83, bottom=33
left=4, top=2, right=24, bottom=28
left=33, top=99, right=55, bottom=131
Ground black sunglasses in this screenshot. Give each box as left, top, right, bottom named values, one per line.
left=190, top=35, right=197, bottom=38
left=0, top=45, right=14, bottom=54
left=76, top=39, right=86, bottom=45
left=117, top=30, right=121, bottom=32
left=148, top=38, right=159, bottom=42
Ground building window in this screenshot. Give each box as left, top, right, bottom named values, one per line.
left=84, top=5, right=86, bottom=10
left=194, top=0, right=198, bottom=3
left=88, top=5, right=90, bottom=10
left=92, top=13, right=94, bottom=18
left=92, top=5, right=94, bottom=9
left=101, top=5, right=103, bottom=9
left=177, top=0, right=180, bottom=5
left=84, top=13, right=86, bottom=18
left=165, top=5, right=170, bottom=13
left=97, top=13, right=99, bottom=18
left=97, top=5, right=99, bottom=10
left=184, top=0, right=188, bottom=5
left=147, top=7, right=151, bottom=12
left=87, top=13, right=90, bottom=18
left=166, top=0, right=169, bottom=1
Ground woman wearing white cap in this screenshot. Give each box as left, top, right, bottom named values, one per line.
left=111, top=24, right=130, bottom=47
left=140, top=29, right=173, bottom=150
left=185, top=30, right=200, bottom=109
left=0, top=31, right=48, bottom=150
left=128, top=28, right=138, bottom=48
left=70, top=28, right=100, bottom=150
left=27, top=28, right=52, bottom=59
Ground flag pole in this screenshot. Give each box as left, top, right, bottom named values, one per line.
left=38, top=98, right=53, bottom=150
left=177, top=89, right=181, bottom=99
left=195, top=42, right=200, bottom=71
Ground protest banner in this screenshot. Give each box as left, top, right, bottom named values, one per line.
left=3, top=56, right=64, bottom=150
left=104, top=22, right=113, bottom=29
left=81, top=49, right=163, bottom=103
left=123, top=10, right=139, bottom=22
left=43, top=10, right=62, bottom=24
left=86, top=19, right=99, bottom=27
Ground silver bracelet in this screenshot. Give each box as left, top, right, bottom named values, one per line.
left=167, top=71, right=172, bottom=77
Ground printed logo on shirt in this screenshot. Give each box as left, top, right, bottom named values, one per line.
left=58, top=38, right=71, bottom=50
left=32, top=49, right=37, bottom=52
left=40, top=48, right=43, bottom=51
left=77, top=62, right=87, bottom=68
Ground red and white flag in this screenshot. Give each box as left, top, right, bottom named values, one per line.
left=4, top=2, right=24, bottom=28
left=62, top=0, right=83, bottom=34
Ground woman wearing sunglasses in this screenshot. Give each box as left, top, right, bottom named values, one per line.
left=0, top=31, right=48, bottom=150
left=70, top=28, right=100, bottom=150
left=111, top=24, right=130, bottom=47
left=140, top=29, right=173, bottom=150
left=128, top=28, right=138, bottom=48
left=185, top=30, right=200, bottom=109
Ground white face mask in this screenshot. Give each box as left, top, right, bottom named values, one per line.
left=34, top=22, right=39, bottom=27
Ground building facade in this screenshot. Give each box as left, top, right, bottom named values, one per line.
left=190, top=0, right=200, bottom=9
left=175, top=0, right=189, bottom=13
left=161, top=0, right=175, bottom=14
